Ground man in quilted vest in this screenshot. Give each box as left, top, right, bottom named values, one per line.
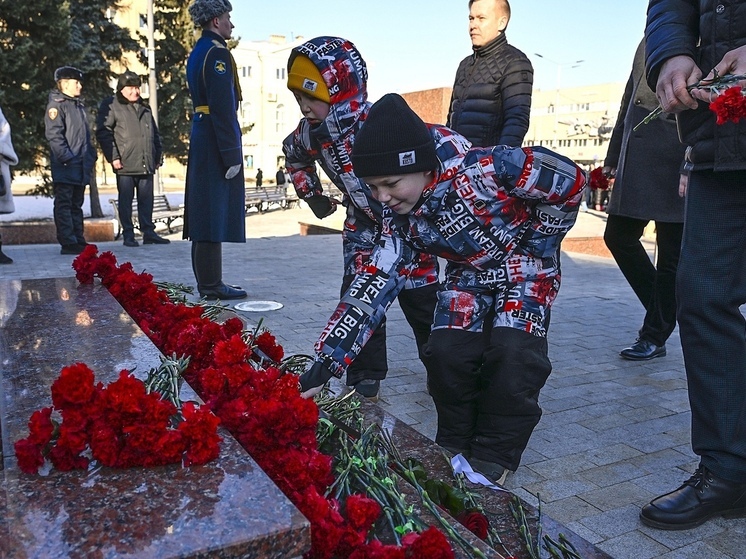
left=447, top=0, right=533, bottom=148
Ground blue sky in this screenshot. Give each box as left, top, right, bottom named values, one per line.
left=232, top=0, right=650, bottom=101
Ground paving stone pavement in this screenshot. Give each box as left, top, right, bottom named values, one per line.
left=2, top=203, right=745, bottom=559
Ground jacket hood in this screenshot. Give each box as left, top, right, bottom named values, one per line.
left=288, top=36, right=368, bottom=140
left=414, top=125, right=472, bottom=217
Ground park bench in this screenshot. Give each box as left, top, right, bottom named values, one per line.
left=244, top=185, right=299, bottom=214
left=109, top=193, right=184, bottom=240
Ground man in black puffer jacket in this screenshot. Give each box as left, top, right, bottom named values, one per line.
left=97, top=71, right=169, bottom=247
left=640, top=0, right=746, bottom=532
left=447, top=0, right=533, bottom=148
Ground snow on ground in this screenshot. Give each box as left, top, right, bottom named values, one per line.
left=1, top=192, right=185, bottom=222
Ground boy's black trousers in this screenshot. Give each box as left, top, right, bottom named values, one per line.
left=423, top=326, right=552, bottom=472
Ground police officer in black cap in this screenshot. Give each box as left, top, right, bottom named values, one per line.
left=44, top=66, right=97, bottom=255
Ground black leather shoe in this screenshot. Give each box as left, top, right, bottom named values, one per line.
left=198, top=283, right=247, bottom=300
left=60, top=244, right=84, bottom=255
left=143, top=235, right=171, bottom=245
left=352, top=379, right=380, bottom=402
left=468, top=457, right=510, bottom=486
left=640, top=466, right=746, bottom=530
left=123, top=238, right=139, bottom=247
left=620, top=339, right=666, bottom=360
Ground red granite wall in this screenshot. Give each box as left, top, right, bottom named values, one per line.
left=401, top=87, right=453, bottom=126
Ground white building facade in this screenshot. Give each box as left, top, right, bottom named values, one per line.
left=233, top=35, right=305, bottom=183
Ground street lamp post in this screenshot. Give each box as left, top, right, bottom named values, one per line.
left=534, top=53, right=583, bottom=144
left=146, top=0, right=162, bottom=193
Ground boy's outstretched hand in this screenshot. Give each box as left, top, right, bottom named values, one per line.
left=305, top=195, right=338, bottom=219
left=299, top=361, right=334, bottom=399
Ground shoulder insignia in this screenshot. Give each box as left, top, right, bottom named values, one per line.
left=48, top=108, right=58, bottom=120
left=214, top=60, right=227, bottom=75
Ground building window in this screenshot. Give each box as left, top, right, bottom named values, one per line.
left=242, top=66, right=252, bottom=78
left=241, top=102, right=253, bottom=128
left=275, top=104, right=286, bottom=133
left=245, top=154, right=254, bottom=169
left=548, top=104, right=555, bottom=114
left=276, top=68, right=286, bottom=80
left=139, top=14, right=147, bottom=28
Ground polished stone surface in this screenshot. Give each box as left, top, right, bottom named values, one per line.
left=0, top=277, right=309, bottom=559
left=353, top=393, right=614, bottom=559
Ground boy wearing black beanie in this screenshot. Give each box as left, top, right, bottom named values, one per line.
left=300, top=93, right=586, bottom=486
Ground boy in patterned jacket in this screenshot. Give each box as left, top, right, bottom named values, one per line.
left=300, top=94, right=585, bottom=484
left=283, top=37, right=446, bottom=401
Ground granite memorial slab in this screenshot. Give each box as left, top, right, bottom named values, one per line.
left=0, top=277, right=310, bottom=559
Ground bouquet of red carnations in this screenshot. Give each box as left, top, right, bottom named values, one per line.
left=14, top=361, right=221, bottom=474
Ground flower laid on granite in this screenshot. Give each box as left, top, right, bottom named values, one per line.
left=317, top=395, right=516, bottom=558
left=510, top=494, right=582, bottom=559
left=634, top=73, right=746, bottom=130
left=14, top=358, right=221, bottom=474
left=588, top=167, right=609, bottom=191
left=69, top=245, right=458, bottom=559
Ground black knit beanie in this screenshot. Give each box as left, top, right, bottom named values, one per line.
left=352, top=93, right=437, bottom=178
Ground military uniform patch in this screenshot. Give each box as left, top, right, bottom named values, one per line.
left=48, top=108, right=58, bottom=120
left=214, top=60, right=227, bottom=75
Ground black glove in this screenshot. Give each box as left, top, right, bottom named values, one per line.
left=305, top=195, right=336, bottom=219
left=0, top=173, right=5, bottom=197
left=299, top=361, right=334, bottom=398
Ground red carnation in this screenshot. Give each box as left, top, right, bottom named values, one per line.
left=401, top=526, right=454, bottom=558
left=213, top=334, right=250, bottom=366
left=89, top=424, right=122, bottom=467
left=179, top=402, right=222, bottom=466
left=346, top=494, right=382, bottom=532
left=27, top=407, right=54, bottom=446
left=588, top=167, right=609, bottom=191
left=349, top=540, right=406, bottom=559
left=455, top=510, right=489, bottom=540
left=103, top=370, right=147, bottom=415
left=14, top=439, right=45, bottom=474
left=710, top=86, right=746, bottom=125
left=48, top=443, right=89, bottom=471
left=51, top=363, right=96, bottom=408
left=255, top=331, right=284, bottom=362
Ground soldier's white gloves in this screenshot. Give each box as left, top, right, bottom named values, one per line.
left=225, top=164, right=241, bottom=180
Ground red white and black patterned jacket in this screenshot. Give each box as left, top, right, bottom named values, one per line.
left=283, top=36, right=439, bottom=286
left=314, top=126, right=586, bottom=378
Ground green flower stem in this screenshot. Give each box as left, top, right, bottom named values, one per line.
left=510, top=496, right=540, bottom=559
left=633, top=73, right=746, bottom=131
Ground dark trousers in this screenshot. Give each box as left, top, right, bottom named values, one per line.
left=342, top=275, right=438, bottom=386
left=117, top=174, right=155, bottom=239
left=678, top=170, right=746, bottom=483
left=423, top=327, right=551, bottom=471
left=53, top=181, right=86, bottom=246
left=604, top=214, right=683, bottom=346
